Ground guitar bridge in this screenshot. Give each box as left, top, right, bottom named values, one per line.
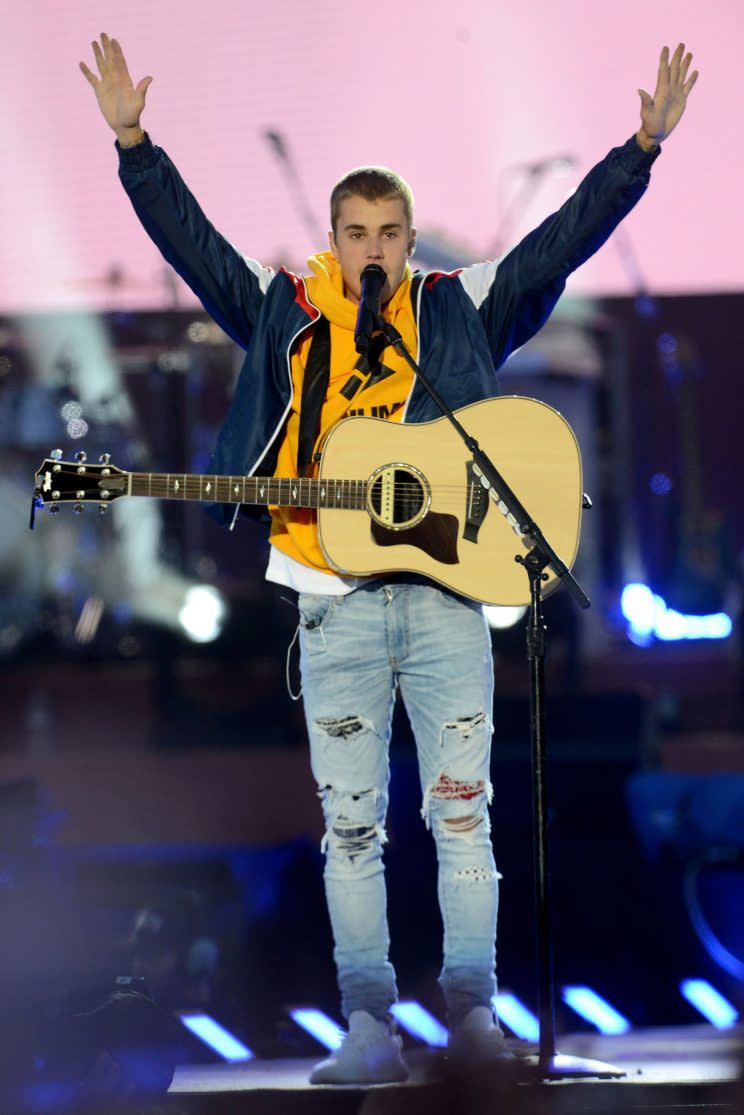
left=463, top=461, right=489, bottom=543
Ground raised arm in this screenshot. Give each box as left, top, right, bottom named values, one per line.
left=460, top=43, right=699, bottom=369
left=80, top=34, right=273, bottom=348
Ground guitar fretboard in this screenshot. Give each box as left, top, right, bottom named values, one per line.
left=130, top=473, right=368, bottom=510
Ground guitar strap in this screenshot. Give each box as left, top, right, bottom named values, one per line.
left=296, top=274, right=425, bottom=476
left=296, top=316, right=380, bottom=475
left=297, top=315, right=331, bottom=477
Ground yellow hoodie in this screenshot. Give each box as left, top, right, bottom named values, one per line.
left=268, top=251, right=418, bottom=573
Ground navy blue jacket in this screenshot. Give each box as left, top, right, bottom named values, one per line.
left=118, top=133, right=659, bottom=527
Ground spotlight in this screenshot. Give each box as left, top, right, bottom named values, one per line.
left=493, top=993, right=539, bottom=1042
left=561, top=986, right=630, bottom=1035
left=680, top=980, right=739, bottom=1029
left=178, top=1014, right=254, bottom=1062
left=390, top=1002, right=448, bottom=1047
left=484, top=605, right=527, bottom=631
left=178, top=585, right=226, bottom=643
left=288, top=1008, right=343, bottom=1051
left=620, top=583, right=732, bottom=643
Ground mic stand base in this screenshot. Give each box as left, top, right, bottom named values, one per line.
left=538, top=1053, right=626, bottom=1080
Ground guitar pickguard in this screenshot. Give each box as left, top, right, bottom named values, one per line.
left=370, top=512, right=460, bottom=565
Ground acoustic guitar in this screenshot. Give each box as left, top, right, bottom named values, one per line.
left=33, top=396, right=583, bottom=606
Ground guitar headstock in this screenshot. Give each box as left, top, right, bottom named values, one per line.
left=32, top=450, right=127, bottom=521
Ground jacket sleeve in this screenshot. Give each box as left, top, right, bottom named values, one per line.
left=117, top=133, right=274, bottom=350
left=458, top=135, right=661, bottom=369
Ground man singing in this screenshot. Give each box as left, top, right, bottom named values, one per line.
left=81, top=34, right=697, bottom=1084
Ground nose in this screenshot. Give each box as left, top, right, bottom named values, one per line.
left=366, top=238, right=384, bottom=259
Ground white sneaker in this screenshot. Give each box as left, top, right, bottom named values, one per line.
left=309, top=1010, right=409, bottom=1085
left=448, top=1005, right=515, bottom=1063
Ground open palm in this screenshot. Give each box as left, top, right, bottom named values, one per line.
left=638, top=43, right=698, bottom=144
left=79, top=33, right=152, bottom=133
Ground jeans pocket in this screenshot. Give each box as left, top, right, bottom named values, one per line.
left=298, top=593, right=338, bottom=656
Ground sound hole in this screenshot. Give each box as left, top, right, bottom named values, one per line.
left=368, top=466, right=428, bottom=529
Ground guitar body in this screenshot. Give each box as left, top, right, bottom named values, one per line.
left=316, top=396, right=583, bottom=605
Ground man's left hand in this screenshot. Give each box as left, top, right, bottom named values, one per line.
left=636, top=43, right=698, bottom=150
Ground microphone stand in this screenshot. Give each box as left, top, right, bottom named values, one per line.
left=486, top=157, right=574, bottom=261
left=370, top=314, right=624, bottom=1080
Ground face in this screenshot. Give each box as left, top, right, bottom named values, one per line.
left=328, top=195, right=416, bottom=305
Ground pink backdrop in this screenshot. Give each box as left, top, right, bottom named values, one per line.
left=3, top=0, right=740, bottom=312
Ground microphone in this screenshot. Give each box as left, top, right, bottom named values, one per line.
left=354, top=265, right=387, bottom=355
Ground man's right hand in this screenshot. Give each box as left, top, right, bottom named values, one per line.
left=80, top=33, right=152, bottom=147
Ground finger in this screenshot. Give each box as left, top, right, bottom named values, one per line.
left=109, top=37, right=131, bottom=79
left=91, top=39, right=105, bottom=75
left=79, top=60, right=99, bottom=88
left=654, top=45, right=669, bottom=97
left=136, top=75, right=153, bottom=97
left=655, top=45, right=669, bottom=84
left=101, top=31, right=114, bottom=64
left=683, top=70, right=699, bottom=97
left=670, top=42, right=684, bottom=82
left=679, top=51, right=693, bottom=84
left=637, top=88, right=653, bottom=110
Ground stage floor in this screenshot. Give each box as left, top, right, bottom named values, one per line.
left=170, top=1021, right=744, bottom=1092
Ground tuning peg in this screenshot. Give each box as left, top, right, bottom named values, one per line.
left=48, top=504, right=61, bottom=515
left=75, top=450, right=87, bottom=463
left=50, top=449, right=63, bottom=461
left=98, top=453, right=111, bottom=465
left=73, top=503, right=84, bottom=515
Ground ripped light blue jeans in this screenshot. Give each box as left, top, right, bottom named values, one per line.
left=298, top=578, right=500, bottom=1027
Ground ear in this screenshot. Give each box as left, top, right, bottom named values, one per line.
left=407, top=227, right=417, bottom=256
left=328, top=229, right=339, bottom=258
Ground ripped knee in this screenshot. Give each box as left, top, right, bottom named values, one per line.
left=315, top=715, right=371, bottom=740
left=441, top=710, right=491, bottom=740
left=319, top=786, right=387, bottom=868
left=323, top=819, right=383, bottom=854
left=421, top=770, right=493, bottom=834
left=419, top=708, right=493, bottom=832
left=443, top=813, right=484, bottom=834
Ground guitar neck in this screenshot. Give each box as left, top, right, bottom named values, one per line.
left=129, top=472, right=367, bottom=511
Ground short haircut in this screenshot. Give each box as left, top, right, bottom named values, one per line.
left=330, top=167, right=414, bottom=235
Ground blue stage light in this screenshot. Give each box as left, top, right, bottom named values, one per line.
left=621, top=583, right=732, bottom=643
left=561, top=987, right=631, bottom=1035
left=289, top=1008, right=344, bottom=1051
left=179, top=1013, right=254, bottom=1062
left=649, top=471, right=673, bottom=496
left=390, top=1001, right=449, bottom=1047
left=680, top=979, right=739, bottom=1029
left=492, top=993, right=540, bottom=1042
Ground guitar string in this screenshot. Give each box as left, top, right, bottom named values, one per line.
left=124, top=487, right=492, bottom=506
left=67, top=473, right=539, bottom=503
left=124, top=477, right=503, bottom=496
